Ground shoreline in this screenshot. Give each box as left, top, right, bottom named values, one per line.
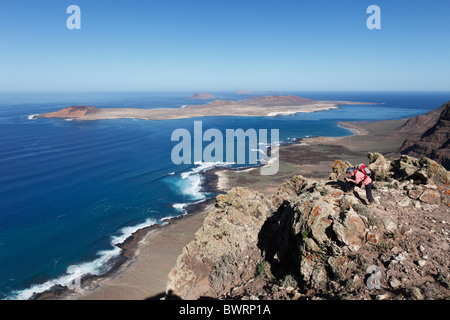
left=33, top=197, right=216, bottom=300
left=28, top=127, right=306, bottom=299
left=32, top=118, right=406, bottom=300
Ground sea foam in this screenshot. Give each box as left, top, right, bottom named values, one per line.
left=9, top=217, right=165, bottom=300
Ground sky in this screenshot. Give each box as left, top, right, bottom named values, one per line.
left=0, top=0, right=449, bottom=92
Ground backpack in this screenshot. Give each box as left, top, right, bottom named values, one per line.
left=356, top=164, right=371, bottom=179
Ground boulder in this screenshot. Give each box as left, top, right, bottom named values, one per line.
left=418, top=189, right=441, bottom=205
left=332, top=209, right=366, bottom=252
left=329, top=160, right=353, bottom=180
left=166, top=187, right=278, bottom=299
left=368, top=152, right=392, bottom=181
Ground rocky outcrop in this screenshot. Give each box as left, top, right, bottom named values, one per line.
left=166, top=154, right=450, bottom=300
left=37, top=106, right=100, bottom=119
left=166, top=187, right=283, bottom=299
left=188, top=93, right=215, bottom=100
left=400, top=102, right=450, bottom=169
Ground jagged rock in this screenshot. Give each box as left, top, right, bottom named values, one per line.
left=166, top=154, right=450, bottom=300
left=166, top=187, right=278, bottom=299
left=391, top=155, right=450, bottom=185
left=392, top=156, right=420, bottom=179
left=400, top=102, right=450, bottom=169
left=418, top=189, right=441, bottom=205
left=274, top=178, right=375, bottom=291
left=383, top=219, right=398, bottom=234
left=329, top=160, right=353, bottom=180
left=332, top=210, right=366, bottom=252
left=368, top=152, right=392, bottom=181
left=276, top=175, right=311, bottom=199
left=328, top=256, right=353, bottom=282
left=408, top=188, right=423, bottom=199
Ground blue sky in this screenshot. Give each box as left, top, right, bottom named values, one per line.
left=1, top=0, right=449, bottom=92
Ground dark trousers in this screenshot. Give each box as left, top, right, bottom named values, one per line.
left=348, top=181, right=374, bottom=203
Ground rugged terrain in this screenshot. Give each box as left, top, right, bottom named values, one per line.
left=400, top=101, right=450, bottom=169
left=166, top=153, right=450, bottom=300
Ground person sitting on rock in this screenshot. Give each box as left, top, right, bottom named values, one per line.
left=345, top=167, right=374, bottom=205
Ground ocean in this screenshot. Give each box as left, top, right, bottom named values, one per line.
left=0, top=91, right=448, bottom=299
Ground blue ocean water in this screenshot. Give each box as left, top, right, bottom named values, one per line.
left=0, top=91, right=448, bottom=299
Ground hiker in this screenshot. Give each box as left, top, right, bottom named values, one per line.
left=345, top=165, right=374, bottom=205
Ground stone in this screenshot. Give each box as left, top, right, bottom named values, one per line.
left=332, top=209, right=366, bottom=252
left=304, top=238, right=320, bottom=252
left=366, top=232, right=379, bottom=245
left=405, top=287, right=424, bottom=300
left=408, top=189, right=423, bottom=199
left=166, top=187, right=277, bottom=299
left=383, top=220, right=398, bottom=233
left=368, top=152, right=391, bottom=180
left=389, top=278, right=402, bottom=289
left=329, top=160, right=353, bottom=180
left=418, top=189, right=441, bottom=205
left=417, top=260, right=427, bottom=267
left=328, top=256, right=352, bottom=281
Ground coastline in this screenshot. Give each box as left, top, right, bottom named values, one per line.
left=34, top=118, right=410, bottom=300
left=34, top=198, right=216, bottom=300
left=209, top=118, right=410, bottom=194
left=35, top=98, right=378, bottom=121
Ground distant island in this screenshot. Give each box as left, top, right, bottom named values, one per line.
left=34, top=95, right=377, bottom=121
left=235, top=90, right=254, bottom=94
left=188, top=92, right=215, bottom=100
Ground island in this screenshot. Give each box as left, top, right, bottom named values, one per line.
left=187, top=92, right=215, bottom=100
left=34, top=95, right=377, bottom=121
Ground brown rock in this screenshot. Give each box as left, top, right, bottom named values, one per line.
left=408, top=189, right=423, bottom=199
left=332, top=210, right=366, bottom=252
left=166, top=187, right=277, bottom=299
left=329, top=160, right=353, bottom=180
left=368, top=152, right=391, bottom=180
left=400, top=102, right=450, bottom=169
left=418, top=189, right=441, bottom=205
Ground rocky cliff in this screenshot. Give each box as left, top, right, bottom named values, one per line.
left=400, top=102, right=450, bottom=169
left=166, top=154, right=450, bottom=300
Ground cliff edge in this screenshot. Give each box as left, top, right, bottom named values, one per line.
left=400, top=102, right=450, bottom=169
left=166, top=154, right=450, bottom=300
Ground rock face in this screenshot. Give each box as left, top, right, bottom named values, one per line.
left=166, top=154, right=450, bottom=300
left=37, top=106, right=99, bottom=119
left=400, top=102, right=450, bottom=169
left=188, top=93, right=215, bottom=100
left=166, top=187, right=283, bottom=299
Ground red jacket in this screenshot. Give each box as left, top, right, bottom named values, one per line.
left=352, top=170, right=372, bottom=186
